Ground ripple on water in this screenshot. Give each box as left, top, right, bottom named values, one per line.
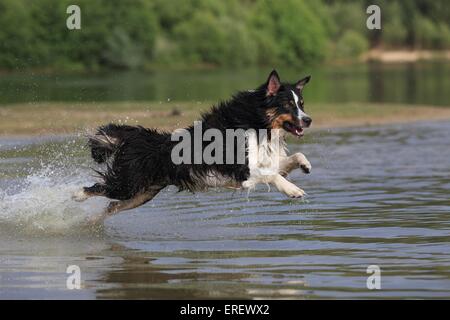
left=1, top=122, right=450, bottom=298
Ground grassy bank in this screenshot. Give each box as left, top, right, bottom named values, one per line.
left=1, top=102, right=450, bottom=136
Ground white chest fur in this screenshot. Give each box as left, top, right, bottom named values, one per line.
left=243, top=129, right=287, bottom=189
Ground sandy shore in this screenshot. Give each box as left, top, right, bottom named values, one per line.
left=363, top=49, right=450, bottom=63
left=1, top=102, right=450, bottom=136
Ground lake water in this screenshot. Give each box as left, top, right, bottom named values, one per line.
left=1, top=62, right=450, bottom=106
left=1, top=121, right=449, bottom=299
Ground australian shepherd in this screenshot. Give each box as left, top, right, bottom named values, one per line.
left=73, top=70, right=313, bottom=222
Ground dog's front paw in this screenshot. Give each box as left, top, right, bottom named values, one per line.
left=294, top=153, right=312, bottom=174
left=300, top=164, right=311, bottom=174
left=283, top=183, right=306, bottom=198
left=242, top=180, right=255, bottom=190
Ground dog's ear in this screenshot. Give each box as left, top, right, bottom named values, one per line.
left=266, top=70, right=281, bottom=96
left=295, top=75, right=311, bottom=92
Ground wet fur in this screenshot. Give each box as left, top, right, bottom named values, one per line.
left=78, top=70, right=312, bottom=220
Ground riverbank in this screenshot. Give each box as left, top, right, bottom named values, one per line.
left=1, top=102, right=450, bottom=136
left=363, top=49, right=450, bottom=63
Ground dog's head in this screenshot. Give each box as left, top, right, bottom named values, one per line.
left=261, top=70, right=312, bottom=138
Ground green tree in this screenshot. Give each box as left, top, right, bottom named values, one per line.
left=0, top=0, right=33, bottom=68
left=250, top=0, right=329, bottom=66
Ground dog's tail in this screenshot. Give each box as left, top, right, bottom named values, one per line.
left=88, top=123, right=138, bottom=164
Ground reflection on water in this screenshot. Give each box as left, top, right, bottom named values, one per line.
left=1, top=62, right=450, bottom=106
left=1, top=121, right=450, bottom=299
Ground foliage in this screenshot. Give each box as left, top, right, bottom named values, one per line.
left=335, top=30, right=369, bottom=59
left=0, top=0, right=449, bottom=71
left=249, top=0, right=329, bottom=66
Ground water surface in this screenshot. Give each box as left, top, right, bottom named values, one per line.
left=1, top=121, right=449, bottom=299
left=1, top=62, right=450, bottom=106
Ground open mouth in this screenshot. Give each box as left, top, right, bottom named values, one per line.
left=282, top=121, right=304, bottom=137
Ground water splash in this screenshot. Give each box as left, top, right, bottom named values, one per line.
left=0, top=137, right=108, bottom=235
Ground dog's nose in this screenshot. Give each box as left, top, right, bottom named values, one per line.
left=302, top=116, right=312, bottom=127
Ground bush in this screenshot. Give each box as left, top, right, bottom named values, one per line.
left=0, top=0, right=449, bottom=71
left=173, top=12, right=229, bottom=66
left=103, top=28, right=145, bottom=69
left=250, top=0, right=329, bottom=66
left=0, top=0, right=157, bottom=71
left=328, top=1, right=366, bottom=38
left=67, top=0, right=157, bottom=69
left=436, top=23, right=450, bottom=49
left=383, top=1, right=408, bottom=48
left=0, top=0, right=33, bottom=68
left=414, top=15, right=439, bottom=49
left=335, top=30, right=369, bottom=59
left=220, top=18, right=258, bottom=67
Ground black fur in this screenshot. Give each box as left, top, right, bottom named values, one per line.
left=86, top=70, right=311, bottom=201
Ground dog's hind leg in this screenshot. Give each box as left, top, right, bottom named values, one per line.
left=72, top=183, right=106, bottom=202
left=89, top=186, right=164, bottom=223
